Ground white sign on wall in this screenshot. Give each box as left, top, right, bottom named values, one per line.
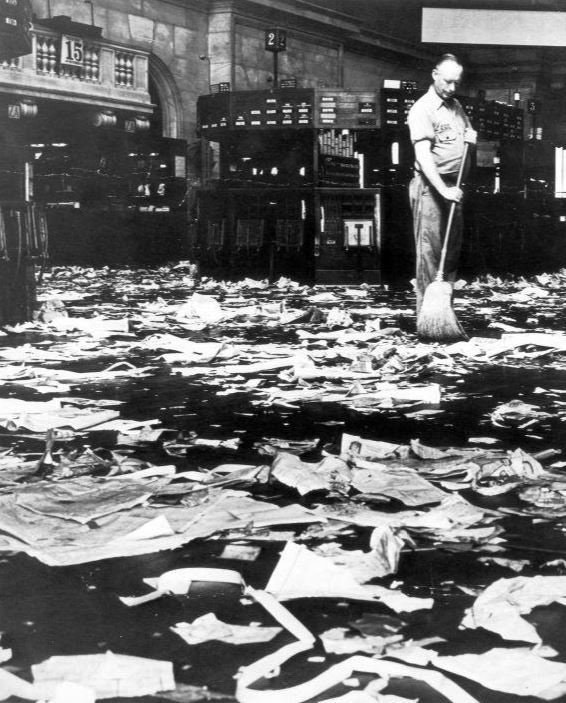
left=422, top=8, right=566, bottom=47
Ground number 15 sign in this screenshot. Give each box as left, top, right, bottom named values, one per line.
left=61, top=35, right=84, bottom=67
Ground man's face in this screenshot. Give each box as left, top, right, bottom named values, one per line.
left=432, top=61, right=463, bottom=101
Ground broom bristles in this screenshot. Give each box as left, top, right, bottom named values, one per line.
left=417, top=280, right=467, bottom=341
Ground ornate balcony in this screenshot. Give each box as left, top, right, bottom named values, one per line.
left=0, top=22, right=152, bottom=115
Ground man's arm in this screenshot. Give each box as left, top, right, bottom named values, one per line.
left=414, top=140, right=462, bottom=203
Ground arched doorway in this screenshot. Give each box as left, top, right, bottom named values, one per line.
left=148, top=55, right=184, bottom=139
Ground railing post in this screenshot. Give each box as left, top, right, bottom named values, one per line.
left=134, top=54, right=147, bottom=91
left=99, top=46, right=114, bottom=84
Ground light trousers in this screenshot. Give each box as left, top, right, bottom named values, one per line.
left=409, top=172, right=463, bottom=314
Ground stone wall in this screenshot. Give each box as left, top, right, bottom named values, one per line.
left=29, top=0, right=209, bottom=141
left=343, top=52, right=430, bottom=91
left=230, top=23, right=433, bottom=94
left=233, top=23, right=341, bottom=90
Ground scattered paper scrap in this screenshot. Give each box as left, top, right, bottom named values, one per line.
left=172, top=613, right=282, bottom=645
left=32, top=651, right=175, bottom=699
left=461, top=575, right=566, bottom=644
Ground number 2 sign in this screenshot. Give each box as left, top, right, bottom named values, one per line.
left=61, top=35, right=84, bottom=66
left=265, top=28, right=287, bottom=52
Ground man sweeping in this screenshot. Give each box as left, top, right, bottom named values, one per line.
left=407, top=53, right=477, bottom=338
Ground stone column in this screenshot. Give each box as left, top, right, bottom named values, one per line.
left=207, top=0, right=234, bottom=87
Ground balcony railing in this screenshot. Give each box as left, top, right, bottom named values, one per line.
left=0, top=24, right=151, bottom=114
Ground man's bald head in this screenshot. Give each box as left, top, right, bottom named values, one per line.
left=432, top=54, right=463, bottom=101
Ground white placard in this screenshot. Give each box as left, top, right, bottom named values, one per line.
left=60, top=35, right=84, bottom=66
left=423, top=8, right=566, bottom=47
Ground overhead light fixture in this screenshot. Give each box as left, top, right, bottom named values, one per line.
left=134, top=116, right=150, bottom=131
left=19, top=100, right=38, bottom=118
left=9, top=100, right=38, bottom=120
left=92, top=110, right=117, bottom=128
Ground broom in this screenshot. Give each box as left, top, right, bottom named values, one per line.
left=416, top=142, right=469, bottom=342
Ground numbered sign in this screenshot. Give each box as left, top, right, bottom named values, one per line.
left=265, top=28, right=287, bottom=52
left=61, top=35, right=84, bottom=67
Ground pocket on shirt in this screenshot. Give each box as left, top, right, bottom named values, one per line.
left=436, top=126, right=459, bottom=143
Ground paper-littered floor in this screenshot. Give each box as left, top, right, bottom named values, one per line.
left=3, top=265, right=566, bottom=702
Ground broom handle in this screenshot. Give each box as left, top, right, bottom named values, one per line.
left=437, top=141, right=470, bottom=279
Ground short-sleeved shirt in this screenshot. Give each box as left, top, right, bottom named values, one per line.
left=407, top=85, right=471, bottom=175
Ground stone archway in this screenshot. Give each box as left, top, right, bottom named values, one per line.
left=148, top=54, right=183, bottom=139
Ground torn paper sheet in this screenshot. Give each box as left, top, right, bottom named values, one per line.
left=319, top=692, right=416, bottom=703
left=29, top=363, right=154, bottom=384
left=490, top=400, right=551, bottom=429
left=32, top=651, right=175, bottom=699
left=119, top=515, right=176, bottom=541
left=236, top=653, right=478, bottom=703
left=368, top=525, right=405, bottom=576
left=409, top=439, right=468, bottom=460
left=265, top=542, right=432, bottom=612
left=313, top=494, right=495, bottom=549
left=351, top=465, right=446, bottom=507
left=461, top=575, right=566, bottom=644
left=319, top=626, right=401, bottom=655
left=221, top=499, right=323, bottom=528
left=219, top=544, right=262, bottom=561
left=472, top=448, right=547, bottom=496
left=176, top=293, right=225, bottom=324
left=386, top=641, right=444, bottom=667
left=160, top=342, right=238, bottom=365
left=116, top=426, right=166, bottom=445
left=314, top=532, right=405, bottom=581
left=49, top=680, right=96, bottom=703
left=0, top=405, right=120, bottom=433
left=499, top=331, right=566, bottom=352
left=340, top=434, right=405, bottom=460
left=477, top=556, right=530, bottom=572
left=0, top=668, right=46, bottom=701
left=171, top=613, right=282, bottom=645
left=119, top=567, right=244, bottom=606
left=48, top=315, right=130, bottom=337
left=146, top=682, right=231, bottom=702
left=433, top=647, right=566, bottom=698
left=271, top=452, right=351, bottom=496
left=0, top=489, right=322, bottom=566
left=14, top=476, right=165, bottom=524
